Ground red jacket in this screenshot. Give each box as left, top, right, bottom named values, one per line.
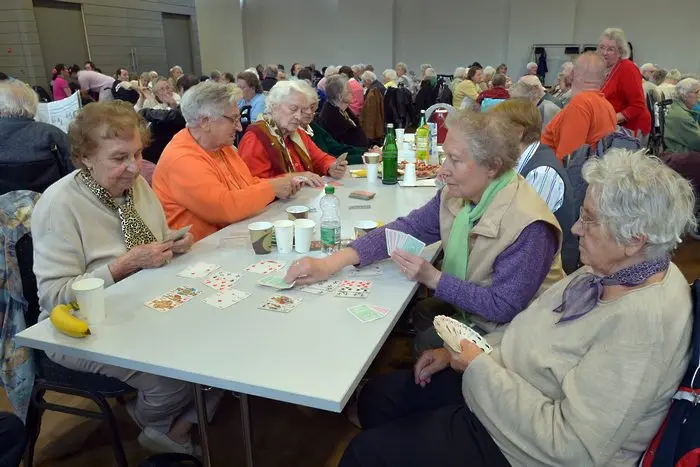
left=601, top=59, right=651, bottom=135
left=476, top=87, right=510, bottom=105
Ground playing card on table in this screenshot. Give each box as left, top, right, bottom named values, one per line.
left=257, top=274, right=295, bottom=290
left=335, top=280, right=373, bottom=298
left=164, top=286, right=202, bottom=304
left=347, top=304, right=390, bottom=323
left=245, top=260, right=285, bottom=275
left=259, top=294, right=302, bottom=313
left=144, top=295, right=181, bottom=312
left=203, top=289, right=251, bottom=309
left=348, top=264, right=384, bottom=277
left=297, top=279, right=341, bottom=295
left=177, top=262, right=221, bottom=278
left=203, top=271, right=241, bottom=291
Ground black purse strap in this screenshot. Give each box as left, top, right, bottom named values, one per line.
left=50, top=143, right=66, bottom=177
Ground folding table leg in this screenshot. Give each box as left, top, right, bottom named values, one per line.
left=194, top=384, right=212, bottom=467
left=240, top=394, right=254, bottom=467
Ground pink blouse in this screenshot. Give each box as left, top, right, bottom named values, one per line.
left=52, top=76, right=70, bottom=101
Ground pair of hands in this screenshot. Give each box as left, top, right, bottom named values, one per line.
left=114, top=233, right=194, bottom=281
left=284, top=160, right=349, bottom=190
left=414, top=342, right=484, bottom=387
left=269, top=176, right=302, bottom=199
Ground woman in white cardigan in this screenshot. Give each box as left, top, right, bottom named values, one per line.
left=32, top=101, right=216, bottom=456
left=339, top=149, right=697, bottom=467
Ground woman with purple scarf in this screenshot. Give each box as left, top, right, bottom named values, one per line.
left=337, top=149, right=697, bottom=467
left=286, top=111, right=565, bottom=356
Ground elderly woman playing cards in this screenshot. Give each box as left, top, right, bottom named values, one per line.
left=32, top=101, right=219, bottom=455
left=287, top=111, right=565, bottom=355
left=238, top=79, right=348, bottom=187
left=337, top=149, right=696, bottom=467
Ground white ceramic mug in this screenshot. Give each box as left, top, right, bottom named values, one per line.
left=354, top=220, right=379, bottom=238
left=71, top=278, right=105, bottom=324
left=294, top=219, right=316, bottom=253
left=273, top=219, right=295, bottom=254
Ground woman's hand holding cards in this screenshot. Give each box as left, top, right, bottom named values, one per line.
left=448, top=339, right=484, bottom=372
left=390, top=249, right=442, bottom=289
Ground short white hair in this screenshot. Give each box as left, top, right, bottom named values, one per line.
left=420, top=64, right=432, bottom=72
left=483, top=66, right=496, bottom=78
left=0, top=80, right=39, bottom=118
left=561, top=61, right=574, bottom=75
left=453, top=67, right=467, bottom=79
left=383, top=69, right=398, bottom=82
left=351, top=65, right=362, bottom=73
left=424, top=68, right=436, bottom=79
left=600, top=27, right=630, bottom=59
left=170, top=65, right=183, bottom=74
left=361, top=70, right=377, bottom=83
left=324, top=66, right=339, bottom=77
left=296, top=79, right=318, bottom=105
left=582, top=149, right=696, bottom=258
left=510, top=79, right=544, bottom=102
left=675, top=78, right=700, bottom=101
left=395, top=62, right=407, bottom=73
left=180, top=81, right=237, bottom=127
left=640, top=63, right=655, bottom=73
left=265, top=79, right=311, bottom=113
left=526, top=62, right=537, bottom=70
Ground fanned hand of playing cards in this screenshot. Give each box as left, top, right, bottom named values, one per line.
left=433, top=315, right=493, bottom=354
left=385, top=229, right=425, bottom=256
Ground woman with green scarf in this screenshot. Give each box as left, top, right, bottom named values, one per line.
left=285, top=111, right=564, bottom=354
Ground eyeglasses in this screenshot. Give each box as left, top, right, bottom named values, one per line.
left=597, top=45, right=618, bottom=54
left=220, top=115, right=238, bottom=124
left=578, top=207, right=599, bottom=227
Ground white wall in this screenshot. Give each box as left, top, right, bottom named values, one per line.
left=195, top=0, right=245, bottom=75
left=220, top=0, right=700, bottom=84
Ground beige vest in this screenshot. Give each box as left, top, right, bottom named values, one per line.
left=439, top=175, right=565, bottom=332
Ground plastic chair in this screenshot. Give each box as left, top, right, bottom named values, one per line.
left=16, top=233, right=137, bottom=467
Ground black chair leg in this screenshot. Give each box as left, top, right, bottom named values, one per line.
left=24, top=391, right=45, bottom=467
left=91, top=394, right=129, bottom=467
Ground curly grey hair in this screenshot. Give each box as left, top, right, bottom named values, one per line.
left=324, top=74, right=348, bottom=106
left=180, top=81, right=237, bottom=127
left=582, top=149, right=696, bottom=258
left=445, top=110, right=521, bottom=176
left=0, top=80, right=39, bottom=118
left=383, top=69, right=398, bottom=82
left=600, top=28, right=631, bottom=59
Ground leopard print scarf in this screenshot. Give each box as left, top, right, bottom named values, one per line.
left=261, top=114, right=313, bottom=172
left=78, top=170, right=157, bottom=250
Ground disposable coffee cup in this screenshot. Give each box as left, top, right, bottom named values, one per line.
left=286, top=205, right=310, bottom=221
left=274, top=219, right=294, bottom=254
left=354, top=220, right=379, bottom=238
left=248, top=221, right=274, bottom=255
left=294, top=219, right=315, bottom=253
left=366, top=164, right=378, bottom=182
left=362, top=153, right=381, bottom=165
left=71, top=278, right=105, bottom=324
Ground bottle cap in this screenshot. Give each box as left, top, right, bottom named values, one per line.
left=324, top=185, right=335, bottom=194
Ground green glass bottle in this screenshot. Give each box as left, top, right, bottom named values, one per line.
left=382, top=124, right=398, bottom=185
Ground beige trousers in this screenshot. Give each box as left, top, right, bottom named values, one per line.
left=47, top=352, right=223, bottom=434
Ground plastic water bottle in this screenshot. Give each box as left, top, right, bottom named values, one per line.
left=320, top=186, right=341, bottom=253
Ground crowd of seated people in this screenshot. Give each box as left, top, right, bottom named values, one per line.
left=2, top=24, right=700, bottom=466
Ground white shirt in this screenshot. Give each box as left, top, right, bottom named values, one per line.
left=516, top=142, right=565, bottom=213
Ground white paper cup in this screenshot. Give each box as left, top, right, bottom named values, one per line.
left=294, top=219, right=315, bottom=253
left=273, top=219, right=295, bottom=254
left=366, top=163, right=378, bottom=182
left=354, top=220, right=379, bottom=238
left=395, top=128, right=405, bottom=142
left=71, top=278, right=105, bottom=324
left=286, top=205, right=310, bottom=221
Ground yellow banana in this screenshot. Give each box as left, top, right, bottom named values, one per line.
left=50, top=304, right=91, bottom=338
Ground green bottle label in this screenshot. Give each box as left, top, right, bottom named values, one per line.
left=321, top=227, right=337, bottom=246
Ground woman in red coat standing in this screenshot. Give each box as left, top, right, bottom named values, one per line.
left=598, top=28, right=651, bottom=138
